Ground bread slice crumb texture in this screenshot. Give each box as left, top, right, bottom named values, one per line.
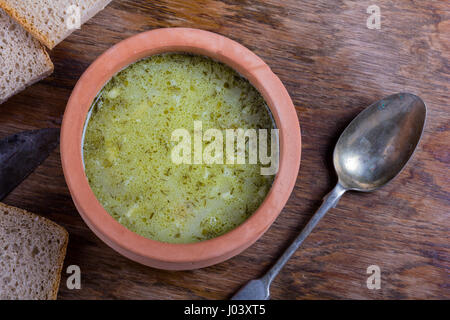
left=0, top=203, right=68, bottom=300
left=0, top=0, right=113, bottom=49
left=0, top=8, right=53, bottom=104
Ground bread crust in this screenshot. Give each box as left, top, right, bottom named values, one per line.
left=0, top=202, right=69, bottom=300
left=0, top=0, right=55, bottom=48
left=0, top=0, right=113, bottom=49
left=0, top=6, right=53, bottom=104
left=0, top=56, right=53, bottom=104
left=0, top=54, right=53, bottom=105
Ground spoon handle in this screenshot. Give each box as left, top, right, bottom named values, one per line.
left=232, top=183, right=346, bottom=300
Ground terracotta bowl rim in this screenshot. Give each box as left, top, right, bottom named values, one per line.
left=61, top=27, right=301, bottom=269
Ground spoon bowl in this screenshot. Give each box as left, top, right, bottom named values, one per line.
left=334, top=93, right=426, bottom=191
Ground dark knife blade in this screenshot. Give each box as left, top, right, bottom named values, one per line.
left=0, top=128, right=60, bottom=200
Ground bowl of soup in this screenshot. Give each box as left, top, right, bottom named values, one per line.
left=61, top=28, right=301, bottom=270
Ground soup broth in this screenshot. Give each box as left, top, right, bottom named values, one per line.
left=83, top=53, right=276, bottom=243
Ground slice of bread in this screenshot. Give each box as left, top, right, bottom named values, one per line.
left=0, top=0, right=113, bottom=49
left=0, top=202, right=68, bottom=300
left=0, top=8, right=53, bottom=104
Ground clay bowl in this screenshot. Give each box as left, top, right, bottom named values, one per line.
left=61, top=28, right=301, bottom=270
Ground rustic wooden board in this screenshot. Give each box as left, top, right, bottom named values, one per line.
left=1, top=0, right=449, bottom=299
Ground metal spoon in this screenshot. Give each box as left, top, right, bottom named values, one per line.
left=231, top=92, right=427, bottom=300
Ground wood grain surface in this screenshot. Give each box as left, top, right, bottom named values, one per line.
left=1, top=0, right=449, bottom=299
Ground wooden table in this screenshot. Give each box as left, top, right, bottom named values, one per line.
left=1, top=0, right=449, bottom=300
